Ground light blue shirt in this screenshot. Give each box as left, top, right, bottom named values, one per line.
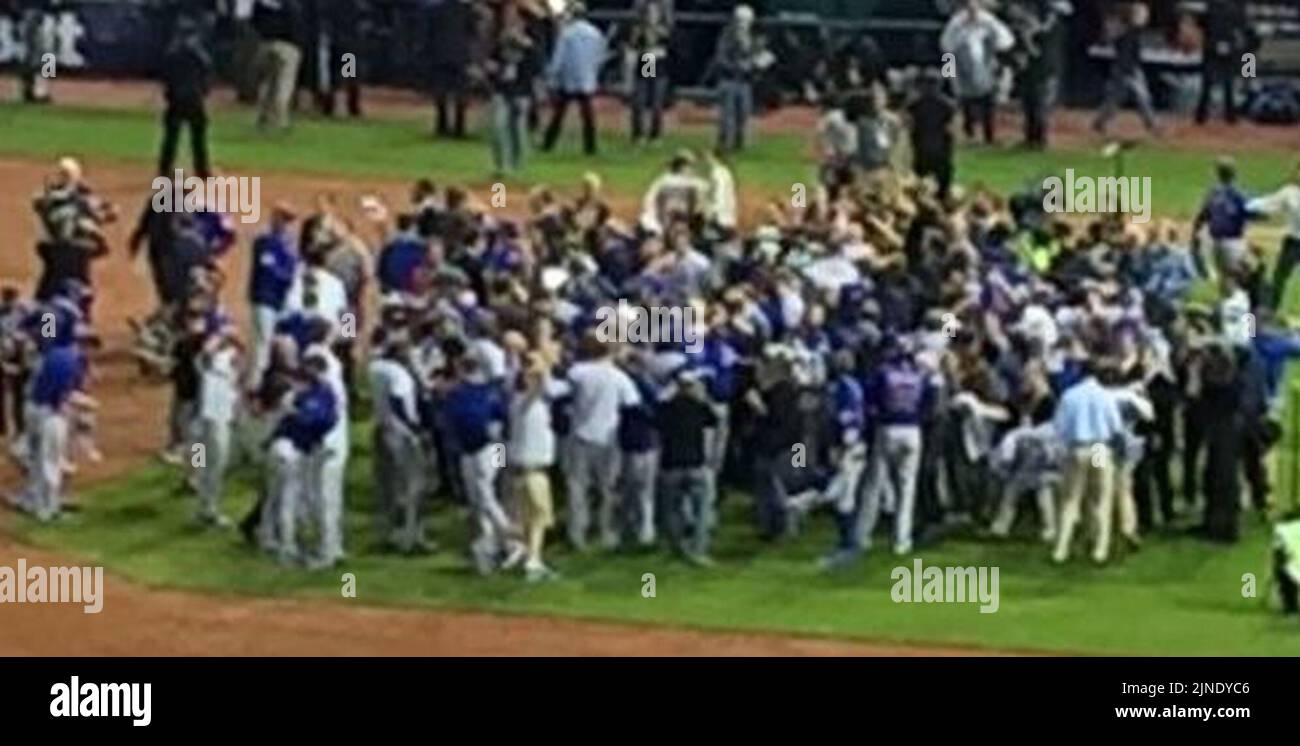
left=548, top=19, right=607, bottom=95
left=1053, top=376, right=1125, bottom=447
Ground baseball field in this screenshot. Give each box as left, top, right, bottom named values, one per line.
left=1, top=80, right=1298, bottom=656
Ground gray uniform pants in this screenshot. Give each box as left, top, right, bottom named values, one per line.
left=20, top=404, right=66, bottom=520
left=563, top=439, right=622, bottom=548
left=196, top=416, right=232, bottom=520
left=375, top=425, right=428, bottom=548
left=260, top=438, right=302, bottom=559
left=461, top=445, right=511, bottom=559
left=703, top=403, right=730, bottom=507
left=620, top=449, right=659, bottom=545
left=858, top=425, right=923, bottom=551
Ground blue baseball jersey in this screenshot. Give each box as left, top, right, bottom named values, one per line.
left=30, top=344, right=86, bottom=408
left=618, top=373, right=660, bottom=453
left=867, top=356, right=930, bottom=426
left=275, top=381, right=339, bottom=453
left=376, top=234, right=428, bottom=295
left=23, top=297, right=81, bottom=350
left=194, top=210, right=236, bottom=257
left=1200, top=184, right=1249, bottom=240
left=830, top=373, right=867, bottom=443
left=249, top=229, right=298, bottom=309
left=274, top=312, right=316, bottom=355
left=444, top=380, right=507, bottom=453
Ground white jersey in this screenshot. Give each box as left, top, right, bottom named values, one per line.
left=709, top=163, right=738, bottom=230
left=368, top=357, right=418, bottom=435
left=198, top=347, right=241, bottom=424
left=285, top=267, right=349, bottom=330
left=507, top=378, right=570, bottom=469
left=1248, top=184, right=1300, bottom=240
left=566, top=359, right=641, bottom=446
left=641, top=171, right=708, bottom=235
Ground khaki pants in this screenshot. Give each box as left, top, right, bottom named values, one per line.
left=512, top=468, right=554, bottom=570
left=1053, top=446, right=1116, bottom=562
left=514, top=468, right=555, bottom=532
left=256, top=40, right=302, bottom=129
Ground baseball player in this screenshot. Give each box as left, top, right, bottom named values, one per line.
left=793, top=349, right=870, bottom=569
left=0, top=287, right=31, bottom=441
left=303, top=329, right=349, bottom=568
left=617, top=349, right=660, bottom=548
left=10, top=339, right=87, bottom=522
left=263, top=352, right=339, bottom=565
left=563, top=334, right=642, bottom=550
left=688, top=324, right=741, bottom=513
left=367, top=329, right=429, bottom=552
left=444, top=355, right=516, bottom=574
left=194, top=330, right=243, bottom=527
left=248, top=204, right=300, bottom=389
left=860, top=337, right=933, bottom=556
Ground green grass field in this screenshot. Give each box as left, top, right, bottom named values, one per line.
left=0, top=101, right=1292, bottom=217
left=6, top=101, right=1300, bottom=655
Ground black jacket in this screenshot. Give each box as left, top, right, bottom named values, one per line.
left=252, top=0, right=300, bottom=44
left=1203, top=1, right=1250, bottom=57
left=162, top=34, right=212, bottom=109
left=429, top=0, right=477, bottom=67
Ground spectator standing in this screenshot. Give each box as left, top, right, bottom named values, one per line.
left=486, top=13, right=539, bottom=176
left=252, top=0, right=303, bottom=131
left=1092, top=2, right=1159, bottom=136
left=1008, top=0, right=1072, bottom=148
left=711, top=5, right=763, bottom=153
left=628, top=0, right=672, bottom=146
left=430, top=0, right=477, bottom=139
left=907, top=70, right=958, bottom=200
left=18, top=0, right=55, bottom=103
left=308, top=0, right=369, bottom=117
left=1195, top=0, right=1249, bottom=126
left=158, top=15, right=213, bottom=178
left=940, top=0, right=1016, bottom=144
left=541, top=2, right=608, bottom=156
